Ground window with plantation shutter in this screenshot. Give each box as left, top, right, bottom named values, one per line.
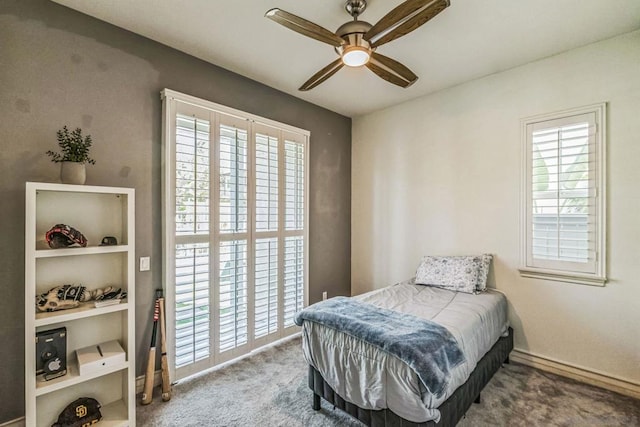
left=162, top=89, right=309, bottom=381
left=217, top=118, right=250, bottom=357
left=174, top=113, right=211, bottom=370
left=520, top=103, right=606, bottom=286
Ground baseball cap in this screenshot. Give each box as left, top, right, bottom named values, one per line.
left=99, top=236, right=118, bottom=246
left=52, top=397, right=102, bottom=427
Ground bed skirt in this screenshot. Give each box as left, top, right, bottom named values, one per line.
left=308, top=327, right=514, bottom=427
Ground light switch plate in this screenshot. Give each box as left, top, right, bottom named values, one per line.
left=139, top=257, right=150, bottom=272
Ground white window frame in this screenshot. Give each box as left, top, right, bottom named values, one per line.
left=519, top=103, right=607, bottom=286
left=161, top=89, right=310, bottom=381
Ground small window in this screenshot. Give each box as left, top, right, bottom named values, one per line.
left=520, top=103, right=606, bottom=286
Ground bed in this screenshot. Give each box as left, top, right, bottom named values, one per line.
left=296, top=273, right=512, bottom=426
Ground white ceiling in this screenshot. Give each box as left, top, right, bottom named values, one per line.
left=52, top=0, right=640, bottom=117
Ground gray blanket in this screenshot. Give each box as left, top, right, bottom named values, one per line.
left=294, top=297, right=465, bottom=399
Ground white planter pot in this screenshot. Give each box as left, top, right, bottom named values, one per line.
left=60, top=161, right=86, bottom=185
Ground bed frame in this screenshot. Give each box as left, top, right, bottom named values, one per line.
left=308, top=327, right=514, bottom=427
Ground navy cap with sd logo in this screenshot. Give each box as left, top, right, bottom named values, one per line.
left=52, top=397, right=102, bottom=427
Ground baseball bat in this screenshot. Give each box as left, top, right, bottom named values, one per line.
left=158, top=295, right=172, bottom=401
left=141, top=295, right=161, bottom=405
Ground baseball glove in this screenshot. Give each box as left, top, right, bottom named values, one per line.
left=36, top=285, right=89, bottom=312
left=45, top=224, right=88, bottom=248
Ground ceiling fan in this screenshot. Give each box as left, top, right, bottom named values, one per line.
left=265, top=0, right=450, bottom=91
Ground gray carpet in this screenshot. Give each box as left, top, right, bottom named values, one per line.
left=137, top=337, right=640, bottom=426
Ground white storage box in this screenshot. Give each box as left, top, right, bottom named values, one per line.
left=76, top=340, right=126, bottom=375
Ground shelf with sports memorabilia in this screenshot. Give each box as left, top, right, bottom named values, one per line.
left=34, top=251, right=129, bottom=324
left=25, top=182, right=135, bottom=427
left=35, top=371, right=129, bottom=427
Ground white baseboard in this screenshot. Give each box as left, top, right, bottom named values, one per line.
left=511, top=348, right=640, bottom=399
left=0, top=417, right=25, bottom=427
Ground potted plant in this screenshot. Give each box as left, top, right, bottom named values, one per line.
left=47, top=126, right=96, bottom=184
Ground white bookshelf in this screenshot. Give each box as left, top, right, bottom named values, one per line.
left=25, top=182, right=135, bottom=427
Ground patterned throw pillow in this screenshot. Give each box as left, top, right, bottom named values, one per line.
left=415, top=255, right=483, bottom=294
left=476, top=254, right=493, bottom=292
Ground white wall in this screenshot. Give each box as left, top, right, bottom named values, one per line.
left=352, top=30, right=640, bottom=385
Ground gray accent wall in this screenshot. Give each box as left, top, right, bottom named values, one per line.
left=0, top=0, right=351, bottom=421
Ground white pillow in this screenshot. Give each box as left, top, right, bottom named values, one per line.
left=415, top=255, right=483, bottom=294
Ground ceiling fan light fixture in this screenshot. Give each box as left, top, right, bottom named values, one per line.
left=341, top=46, right=370, bottom=67
left=266, top=0, right=450, bottom=90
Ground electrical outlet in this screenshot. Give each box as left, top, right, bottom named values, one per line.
left=322, top=291, right=328, bottom=300
left=139, top=256, right=150, bottom=272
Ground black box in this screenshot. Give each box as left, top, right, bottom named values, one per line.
left=36, top=327, right=67, bottom=380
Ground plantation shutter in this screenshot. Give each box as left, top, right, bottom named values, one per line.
left=217, top=116, right=250, bottom=359
left=173, top=109, right=213, bottom=374
left=163, top=89, right=309, bottom=380
left=254, top=238, right=278, bottom=339
left=254, top=124, right=281, bottom=344
left=283, top=136, right=306, bottom=327
left=524, top=109, right=604, bottom=279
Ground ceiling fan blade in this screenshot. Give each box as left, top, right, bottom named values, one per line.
left=370, top=52, right=418, bottom=85
left=299, top=58, right=344, bottom=91
left=266, top=8, right=345, bottom=47
left=366, top=55, right=418, bottom=88
left=364, top=0, right=449, bottom=48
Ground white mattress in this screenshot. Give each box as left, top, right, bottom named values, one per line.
left=301, top=278, right=509, bottom=423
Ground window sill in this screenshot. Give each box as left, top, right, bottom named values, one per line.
left=518, top=268, right=606, bottom=287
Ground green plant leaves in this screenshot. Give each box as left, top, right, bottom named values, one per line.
left=46, top=125, right=96, bottom=164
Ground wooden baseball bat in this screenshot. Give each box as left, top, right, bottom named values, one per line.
left=158, top=296, right=172, bottom=401
left=141, top=296, right=160, bottom=405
